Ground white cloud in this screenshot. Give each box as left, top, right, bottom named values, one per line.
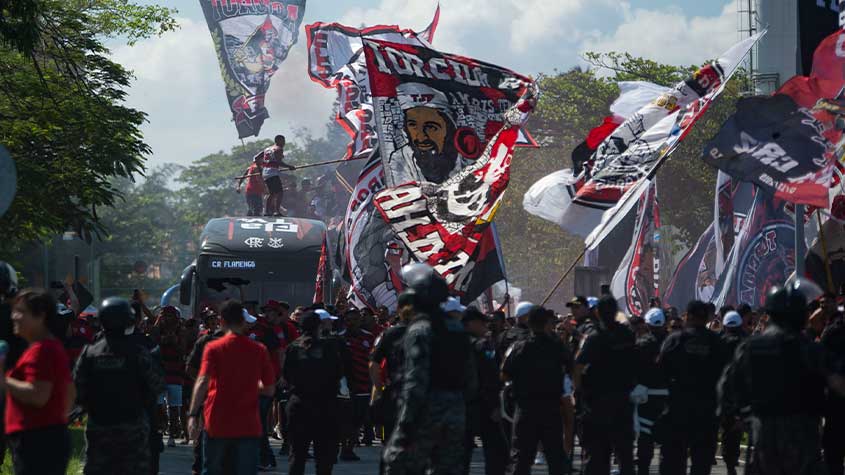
left=579, top=2, right=738, bottom=67
left=111, top=2, right=739, bottom=170
left=111, top=17, right=335, bottom=169
left=339, top=0, right=619, bottom=65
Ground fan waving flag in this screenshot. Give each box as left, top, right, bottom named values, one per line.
left=702, top=94, right=834, bottom=207
left=541, top=33, right=762, bottom=245
left=364, top=38, right=537, bottom=297
left=199, top=0, right=306, bottom=138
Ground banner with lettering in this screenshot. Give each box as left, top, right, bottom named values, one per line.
left=363, top=38, right=536, bottom=297
left=199, top=0, right=306, bottom=138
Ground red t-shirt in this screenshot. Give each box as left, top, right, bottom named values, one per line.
left=244, top=163, right=265, bottom=196
left=199, top=333, right=275, bottom=438
left=5, top=338, right=71, bottom=434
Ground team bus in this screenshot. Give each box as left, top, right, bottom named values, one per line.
left=179, top=217, right=334, bottom=313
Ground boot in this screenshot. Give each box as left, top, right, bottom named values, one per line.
left=168, top=406, right=183, bottom=440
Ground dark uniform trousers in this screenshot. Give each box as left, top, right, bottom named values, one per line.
left=464, top=405, right=508, bottom=475
left=582, top=397, right=634, bottom=475
left=720, top=416, right=743, bottom=471
left=659, top=415, right=719, bottom=475
left=287, top=395, right=339, bottom=475
left=824, top=408, right=845, bottom=475
left=508, top=401, right=569, bottom=475
left=753, top=415, right=827, bottom=475
left=84, top=419, right=150, bottom=475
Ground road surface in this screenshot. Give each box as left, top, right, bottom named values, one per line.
left=158, top=437, right=740, bottom=474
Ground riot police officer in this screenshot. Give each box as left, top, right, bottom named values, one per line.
left=370, top=291, right=414, bottom=442
left=822, top=307, right=845, bottom=475
left=383, top=263, right=477, bottom=475
left=283, top=311, right=344, bottom=475
left=718, top=311, right=747, bottom=475
left=720, top=279, right=845, bottom=474
left=632, top=308, right=668, bottom=475
left=501, top=305, right=570, bottom=475
left=574, top=294, right=636, bottom=475
left=464, top=307, right=507, bottom=475
left=658, top=300, right=727, bottom=475
left=73, top=297, right=165, bottom=475
left=497, top=301, right=532, bottom=357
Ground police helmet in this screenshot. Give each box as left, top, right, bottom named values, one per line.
left=765, top=277, right=823, bottom=332
left=98, top=297, right=134, bottom=332
left=401, top=263, right=449, bottom=308
left=0, top=261, right=18, bottom=297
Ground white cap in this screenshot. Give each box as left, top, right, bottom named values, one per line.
left=442, top=297, right=466, bottom=314
left=644, top=308, right=665, bottom=327
left=515, top=302, right=534, bottom=319
left=242, top=309, right=257, bottom=324
left=396, top=82, right=453, bottom=119
left=315, top=309, right=338, bottom=321
left=722, top=311, right=742, bottom=328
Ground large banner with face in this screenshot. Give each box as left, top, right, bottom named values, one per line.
left=199, top=0, right=306, bottom=138
left=363, top=39, right=535, bottom=296
left=304, top=16, right=438, bottom=311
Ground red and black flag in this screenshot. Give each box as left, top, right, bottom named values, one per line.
left=199, top=0, right=307, bottom=138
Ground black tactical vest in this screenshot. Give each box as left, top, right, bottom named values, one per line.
left=287, top=338, right=340, bottom=400
left=430, top=315, right=470, bottom=391
left=747, top=332, right=826, bottom=417
left=81, top=337, right=145, bottom=425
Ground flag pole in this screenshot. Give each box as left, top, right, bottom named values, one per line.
left=541, top=247, right=587, bottom=306
left=232, top=155, right=370, bottom=179
left=795, top=204, right=806, bottom=279
left=541, top=143, right=675, bottom=307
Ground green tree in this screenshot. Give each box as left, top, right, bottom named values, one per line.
left=96, top=165, right=192, bottom=296
left=0, top=1, right=177, bottom=256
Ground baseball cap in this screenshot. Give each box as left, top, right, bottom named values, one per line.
left=314, top=309, right=338, bottom=321
left=442, top=297, right=466, bottom=314
left=722, top=311, right=742, bottom=328
left=515, top=301, right=535, bottom=319
left=242, top=309, right=257, bottom=324
left=587, top=297, right=599, bottom=309
left=565, top=296, right=588, bottom=308
left=644, top=308, right=665, bottom=327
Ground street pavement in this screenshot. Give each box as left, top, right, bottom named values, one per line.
left=158, top=437, right=740, bottom=474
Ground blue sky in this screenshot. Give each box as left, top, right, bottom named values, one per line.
left=118, top=0, right=741, bottom=169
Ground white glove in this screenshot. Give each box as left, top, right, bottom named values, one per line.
left=629, top=384, right=649, bottom=405
left=338, top=377, right=351, bottom=399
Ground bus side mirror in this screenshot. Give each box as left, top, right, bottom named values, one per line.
left=179, top=264, right=195, bottom=306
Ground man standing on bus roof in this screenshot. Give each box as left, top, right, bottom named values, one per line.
left=257, top=134, right=296, bottom=217
left=236, top=155, right=265, bottom=217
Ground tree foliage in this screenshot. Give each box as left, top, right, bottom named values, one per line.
left=0, top=0, right=177, bottom=256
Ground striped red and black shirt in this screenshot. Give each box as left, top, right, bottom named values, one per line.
left=343, top=329, right=375, bottom=395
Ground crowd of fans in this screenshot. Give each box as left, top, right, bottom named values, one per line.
left=1, top=258, right=845, bottom=475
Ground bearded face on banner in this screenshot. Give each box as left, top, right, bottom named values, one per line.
left=400, top=84, right=461, bottom=183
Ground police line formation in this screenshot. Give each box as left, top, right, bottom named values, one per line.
left=7, top=1, right=845, bottom=475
